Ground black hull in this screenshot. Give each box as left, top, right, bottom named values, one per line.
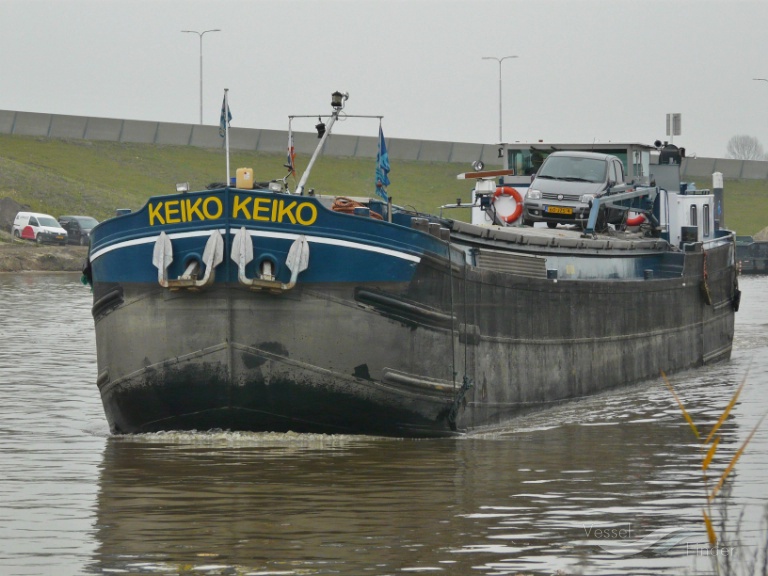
left=94, top=242, right=736, bottom=437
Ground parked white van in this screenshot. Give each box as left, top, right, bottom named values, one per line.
left=12, top=211, right=68, bottom=245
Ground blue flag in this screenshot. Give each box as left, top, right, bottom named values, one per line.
left=286, top=129, right=296, bottom=177
left=375, top=125, right=390, bottom=200
left=219, top=96, right=232, bottom=137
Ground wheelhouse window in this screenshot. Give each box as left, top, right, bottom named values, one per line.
left=690, top=205, right=698, bottom=227
left=505, top=145, right=649, bottom=183
left=632, top=150, right=650, bottom=183
left=703, top=204, right=711, bottom=237
left=507, top=149, right=549, bottom=177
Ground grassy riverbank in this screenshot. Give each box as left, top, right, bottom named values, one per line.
left=0, top=133, right=474, bottom=225
left=1, top=133, right=767, bottom=235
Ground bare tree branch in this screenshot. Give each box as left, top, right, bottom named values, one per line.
left=726, top=135, right=767, bottom=160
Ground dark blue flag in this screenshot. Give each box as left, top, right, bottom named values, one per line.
left=219, top=96, right=232, bottom=137
left=375, top=125, right=390, bottom=200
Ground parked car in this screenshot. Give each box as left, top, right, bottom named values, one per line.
left=522, top=151, right=629, bottom=229
left=12, top=211, right=68, bottom=245
left=58, top=215, right=99, bottom=245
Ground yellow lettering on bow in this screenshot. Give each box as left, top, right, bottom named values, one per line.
left=252, top=198, right=271, bottom=221
left=276, top=200, right=297, bottom=224
left=148, top=202, right=165, bottom=226
left=185, top=198, right=204, bottom=222
left=232, top=196, right=252, bottom=220
left=147, top=194, right=318, bottom=227
left=203, top=197, right=223, bottom=220
left=295, top=202, right=318, bottom=225
left=164, top=200, right=181, bottom=224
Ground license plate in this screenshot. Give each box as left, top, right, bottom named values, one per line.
left=545, top=205, right=573, bottom=215
left=56, top=235, right=64, bottom=240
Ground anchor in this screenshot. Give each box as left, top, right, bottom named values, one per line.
left=231, top=227, right=310, bottom=292
left=152, top=230, right=224, bottom=290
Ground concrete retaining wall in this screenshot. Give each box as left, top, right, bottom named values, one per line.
left=2, top=109, right=767, bottom=179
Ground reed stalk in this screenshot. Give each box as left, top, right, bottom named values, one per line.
left=663, top=371, right=767, bottom=575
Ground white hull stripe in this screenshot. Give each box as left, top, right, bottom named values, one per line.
left=89, top=229, right=422, bottom=264
left=89, top=230, right=224, bottom=262
left=247, top=230, right=422, bottom=263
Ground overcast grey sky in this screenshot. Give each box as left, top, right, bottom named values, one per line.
left=2, top=0, right=767, bottom=158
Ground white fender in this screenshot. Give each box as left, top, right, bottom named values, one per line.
left=231, top=227, right=254, bottom=282
left=152, top=231, right=173, bottom=287
left=285, top=235, right=310, bottom=287
left=197, top=230, right=224, bottom=287
left=231, top=227, right=310, bottom=291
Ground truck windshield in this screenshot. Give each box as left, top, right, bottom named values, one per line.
left=75, top=217, right=99, bottom=228
left=38, top=217, right=60, bottom=227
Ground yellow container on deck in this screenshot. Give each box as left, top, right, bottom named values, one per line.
left=236, top=167, right=254, bottom=189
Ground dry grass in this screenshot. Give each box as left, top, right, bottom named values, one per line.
left=664, top=372, right=768, bottom=575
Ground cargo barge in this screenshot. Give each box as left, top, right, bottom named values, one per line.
left=85, top=93, right=739, bottom=437
left=736, top=236, right=768, bottom=274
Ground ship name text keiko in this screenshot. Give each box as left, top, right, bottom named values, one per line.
left=147, top=195, right=319, bottom=226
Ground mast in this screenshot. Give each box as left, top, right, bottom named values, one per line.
left=295, top=91, right=348, bottom=196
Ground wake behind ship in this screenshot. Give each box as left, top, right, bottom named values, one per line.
left=85, top=92, right=739, bottom=437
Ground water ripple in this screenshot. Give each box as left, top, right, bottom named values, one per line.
left=0, top=273, right=765, bottom=575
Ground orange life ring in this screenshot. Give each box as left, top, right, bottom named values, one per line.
left=492, top=186, right=523, bottom=224
left=626, top=213, right=646, bottom=226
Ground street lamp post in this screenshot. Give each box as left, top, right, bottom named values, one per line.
left=182, top=28, right=221, bottom=125
left=482, top=55, right=518, bottom=142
